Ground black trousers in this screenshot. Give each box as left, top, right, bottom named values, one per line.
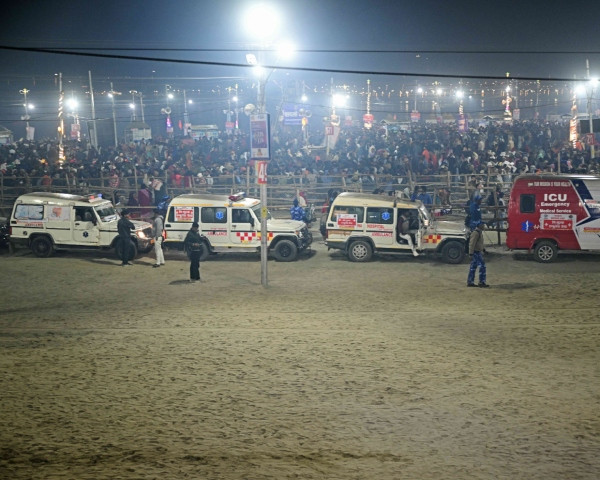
left=119, top=237, right=134, bottom=264
left=189, top=250, right=201, bottom=280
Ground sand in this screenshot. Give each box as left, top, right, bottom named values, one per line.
left=0, top=236, right=599, bottom=479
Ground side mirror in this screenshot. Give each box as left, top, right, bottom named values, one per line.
left=249, top=217, right=255, bottom=227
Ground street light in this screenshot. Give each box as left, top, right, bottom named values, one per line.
left=243, top=2, right=287, bottom=287
left=20, top=88, right=34, bottom=139
left=108, top=83, right=121, bottom=148
left=66, top=97, right=81, bottom=142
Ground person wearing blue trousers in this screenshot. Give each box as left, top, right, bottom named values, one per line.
left=467, top=221, right=489, bottom=288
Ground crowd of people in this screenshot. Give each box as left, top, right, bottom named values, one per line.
left=1, top=118, right=599, bottom=214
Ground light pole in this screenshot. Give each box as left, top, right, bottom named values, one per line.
left=414, top=86, right=423, bottom=112
left=108, top=83, right=121, bottom=148
left=20, top=88, right=34, bottom=140
left=503, top=73, right=512, bottom=119
left=183, top=89, right=190, bottom=134
left=232, top=86, right=239, bottom=131
left=586, top=59, right=597, bottom=159
left=67, top=96, right=80, bottom=142
left=129, top=91, right=137, bottom=121
left=243, top=3, right=288, bottom=287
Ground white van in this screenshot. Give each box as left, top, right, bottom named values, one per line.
left=9, top=192, right=153, bottom=257
left=164, top=192, right=312, bottom=261
left=324, top=192, right=467, bottom=263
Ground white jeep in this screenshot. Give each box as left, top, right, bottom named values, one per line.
left=324, top=192, right=467, bottom=263
left=164, top=192, right=312, bottom=261
left=9, top=192, right=153, bottom=258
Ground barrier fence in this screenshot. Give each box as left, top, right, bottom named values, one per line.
left=0, top=170, right=508, bottom=244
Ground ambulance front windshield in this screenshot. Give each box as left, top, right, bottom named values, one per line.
left=95, top=204, right=118, bottom=222
left=419, top=204, right=431, bottom=227
left=251, top=204, right=272, bottom=221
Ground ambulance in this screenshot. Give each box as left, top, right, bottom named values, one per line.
left=163, top=192, right=312, bottom=261
left=506, top=174, right=600, bottom=262
left=323, top=192, right=468, bottom=263
left=9, top=192, right=154, bottom=257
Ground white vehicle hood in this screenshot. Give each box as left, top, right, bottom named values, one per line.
left=267, top=219, right=306, bottom=231
left=131, top=219, right=153, bottom=231
left=433, top=219, right=467, bottom=235
left=101, top=218, right=152, bottom=232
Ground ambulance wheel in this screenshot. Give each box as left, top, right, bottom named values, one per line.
left=534, top=240, right=557, bottom=263
left=441, top=240, right=465, bottom=264
left=272, top=239, right=298, bottom=262
left=31, top=236, right=54, bottom=257
left=115, top=241, right=138, bottom=261
left=348, top=239, right=372, bottom=262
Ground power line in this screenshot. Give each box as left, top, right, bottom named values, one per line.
left=14, top=46, right=600, bottom=55
left=0, top=44, right=594, bottom=83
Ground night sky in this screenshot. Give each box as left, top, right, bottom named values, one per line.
left=1, top=0, right=599, bottom=78
left=1, top=0, right=599, bottom=138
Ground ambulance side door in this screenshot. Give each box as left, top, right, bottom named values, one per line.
left=200, top=206, right=228, bottom=247
left=229, top=208, right=256, bottom=246
left=73, top=206, right=100, bottom=244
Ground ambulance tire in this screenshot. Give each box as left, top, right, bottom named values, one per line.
left=272, top=239, right=298, bottom=262
left=441, top=240, right=466, bottom=264
left=347, top=239, right=372, bottom=262
left=115, top=241, right=138, bottom=261
left=534, top=240, right=557, bottom=263
left=31, top=236, right=54, bottom=258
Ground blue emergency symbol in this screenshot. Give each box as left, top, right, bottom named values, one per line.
left=382, top=211, right=391, bottom=221
left=216, top=211, right=224, bottom=220
left=521, top=220, right=533, bottom=232
left=83, top=231, right=89, bottom=238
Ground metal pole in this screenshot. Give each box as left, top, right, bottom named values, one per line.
left=183, top=89, right=189, bottom=129
left=58, top=73, right=64, bottom=163
left=587, top=59, right=595, bottom=160
left=258, top=62, right=268, bottom=287
left=140, top=93, right=145, bottom=123
left=110, top=82, right=118, bottom=148
left=88, top=71, right=98, bottom=148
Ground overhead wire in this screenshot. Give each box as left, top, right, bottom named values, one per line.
left=0, top=44, right=595, bottom=83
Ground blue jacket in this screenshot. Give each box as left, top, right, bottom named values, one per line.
left=290, top=205, right=305, bottom=221
left=469, top=201, right=482, bottom=229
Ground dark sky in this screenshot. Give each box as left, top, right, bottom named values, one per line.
left=1, top=0, right=600, bottom=139
left=1, top=0, right=599, bottom=80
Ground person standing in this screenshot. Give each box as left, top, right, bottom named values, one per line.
left=290, top=198, right=305, bottom=221
left=467, top=221, right=489, bottom=288
left=117, top=209, right=135, bottom=266
left=152, top=209, right=165, bottom=268
left=184, top=222, right=203, bottom=282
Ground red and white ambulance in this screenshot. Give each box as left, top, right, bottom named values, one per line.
left=506, top=174, right=600, bottom=262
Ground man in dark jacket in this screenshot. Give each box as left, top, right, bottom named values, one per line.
left=184, top=222, right=203, bottom=282
left=117, top=209, right=135, bottom=266
left=467, top=221, right=488, bottom=287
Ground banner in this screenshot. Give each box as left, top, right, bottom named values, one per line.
left=250, top=114, right=270, bottom=160
left=281, top=103, right=303, bottom=126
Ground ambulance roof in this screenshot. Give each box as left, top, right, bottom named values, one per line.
left=514, top=173, right=600, bottom=182
left=333, top=191, right=422, bottom=209
left=169, top=193, right=259, bottom=208
left=16, top=192, right=109, bottom=205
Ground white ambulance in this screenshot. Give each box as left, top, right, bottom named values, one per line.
left=324, top=192, right=468, bottom=263
left=9, top=192, right=154, bottom=257
left=163, top=192, right=312, bottom=261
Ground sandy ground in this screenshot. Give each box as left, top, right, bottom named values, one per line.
left=0, top=231, right=599, bottom=480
